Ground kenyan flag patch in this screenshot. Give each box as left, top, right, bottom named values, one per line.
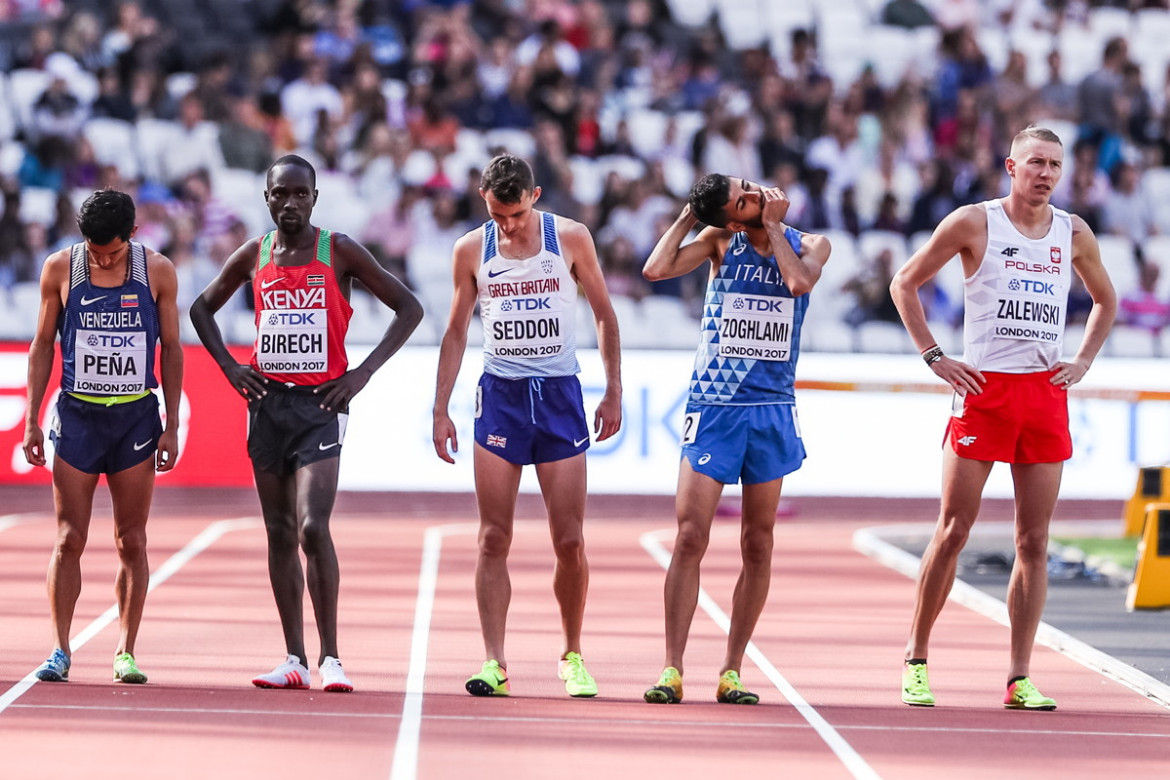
left=307, top=274, right=325, bottom=287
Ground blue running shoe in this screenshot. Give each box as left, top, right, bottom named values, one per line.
left=35, top=649, right=70, bottom=682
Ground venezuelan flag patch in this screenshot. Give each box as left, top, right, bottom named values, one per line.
left=121, top=294, right=139, bottom=308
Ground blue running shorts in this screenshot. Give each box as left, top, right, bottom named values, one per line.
left=474, top=373, right=590, bottom=466
left=680, top=402, right=805, bottom=485
left=50, top=392, right=162, bottom=475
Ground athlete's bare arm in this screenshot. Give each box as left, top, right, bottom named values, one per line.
left=315, top=233, right=423, bottom=412
left=1054, top=216, right=1116, bottom=388
left=148, top=249, right=184, bottom=471
left=643, top=204, right=725, bottom=282
left=22, top=250, right=70, bottom=467
left=890, top=204, right=988, bottom=395
left=562, top=218, right=622, bottom=441
left=433, top=229, right=483, bottom=463
left=189, top=237, right=269, bottom=398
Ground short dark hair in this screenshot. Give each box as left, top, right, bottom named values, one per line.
left=689, top=173, right=731, bottom=227
left=268, top=154, right=317, bottom=188
left=77, top=189, right=135, bottom=244
left=480, top=154, right=535, bottom=203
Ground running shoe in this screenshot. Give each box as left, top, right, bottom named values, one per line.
left=716, top=669, right=759, bottom=704
left=320, top=656, right=353, bottom=693
left=643, top=666, right=683, bottom=704
left=557, top=651, right=598, bottom=698
left=252, top=655, right=311, bottom=689
left=34, top=649, right=70, bottom=682
left=465, top=659, right=510, bottom=697
left=1003, top=677, right=1056, bottom=711
left=113, top=652, right=147, bottom=684
left=902, top=661, right=935, bottom=707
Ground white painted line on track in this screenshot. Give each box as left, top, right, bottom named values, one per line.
left=640, top=529, right=881, bottom=780
left=0, top=517, right=259, bottom=715
left=853, top=523, right=1170, bottom=711
left=0, top=513, right=44, bottom=533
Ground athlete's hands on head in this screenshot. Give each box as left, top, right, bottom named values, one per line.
left=593, top=389, right=622, bottom=442
left=226, top=363, right=269, bottom=399
left=930, top=355, right=985, bottom=395
left=433, top=413, right=458, bottom=464
left=155, top=427, right=179, bottom=472
left=313, top=369, right=370, bottom=412
left=761, top=187, right=791, bottom=225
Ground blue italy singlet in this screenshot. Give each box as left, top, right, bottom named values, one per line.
left=59, top=241, right=159, bottom=395
left=689, top=227, right=808, bottom=405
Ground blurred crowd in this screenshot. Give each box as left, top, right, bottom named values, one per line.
left=1, top=0, right=1168, bottom=351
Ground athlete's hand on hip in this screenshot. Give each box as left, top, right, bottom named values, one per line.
left=593, top=389, right=622, bottom=442
left=156, top=428, right=179, bottom=472
left=1050, top=359, right=1088, bottom=390
left=22, top=424, right=46, bottom=467
left=314, top=371, right=368, bottom=412
left=932, top=355, right=985, bottom=395
left=433, top=413, right=458, bottom=463
left=761, top=187, right=791, bottom=224
left=226, top=363, right=268, bottom=399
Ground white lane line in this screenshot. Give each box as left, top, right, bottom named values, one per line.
left=0, top=517, right=259, bottom=715
left=852, top=523, right=1170, bottom=711
left=0, top=513, right=45, bottom=533
left=640, top=529, right=881, bottom=780
left=389, top=521, right=479, bottom=780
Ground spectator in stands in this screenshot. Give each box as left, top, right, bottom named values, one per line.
left=881, top=0, right=935, bottom=28
left=1121, top=60, right=1155, bottom=150
left=1119, top=262, right=1170, bottom=335
left=600, top=235, right=650, bottom=302
left=280, top=56, right=344, bottom=147
left=258, top=91, right=298, bottom=157
left=1102, top=160, right=1159, bottom=246
left=60, top=10, right=110, bottom=73
left=908, top=160, right=960, bottom=235
left=1077, top=36, right=1128, bottom=175
left=993, top=51, right=1036, bottom=147
left=872, top=192, right=908, bottom=234
left=0, top=187, right=34, bottom=289
left=18, top=135, right=70, bottom=191
left=1035, top=50, right=1077, bottom=123
left=30, top=57, right=88, bottom=145
left=219, top=94, right=276, bottom=174
left=90, top=66, right=137, bottom=122
left=190, top=50, right=235, bottom=124
left=159, top=93, right=225, bottom=190
left=842, top=247, right=902, bottom=327
left=777, top=28, right=832, bottom=142
left=175, top=168, right=238, bottom=251
left=361, top=184, right=422, bottom=284
left=806, top=102, right=865, bottom=204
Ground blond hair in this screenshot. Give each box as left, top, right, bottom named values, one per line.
left=1010, top=125, right=1062, bottom=156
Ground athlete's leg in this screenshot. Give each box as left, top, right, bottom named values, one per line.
left=473, top=443, right=523, bottom=667
left=47, top=458, right=99, bottom=655
left=534, top=452, right=588, bottom=657
left=720, top=477, right=782, bottom=675
left=106, top=457, right=157, bottom=656
left=1006, top=461, right=1063, bottom=680
left=296, top=457, right=342, bottom=665
left=663, top=459, right=725, bottom=675
left=905, top=448, right=994, bottom=660
left=254, top=465, right=308, bottom=666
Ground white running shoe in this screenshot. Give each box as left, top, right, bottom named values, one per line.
left=252, top=655, right=311, bottom=689
left=320, top=656, right=354, bottom=693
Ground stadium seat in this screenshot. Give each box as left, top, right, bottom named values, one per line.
left=82, top=117, right=140, bottom=180
left=568, top=156, right=604, bottom=206
left=1142, top=168, right=1170, bottom=234
left=664, top=0, right=715, bottom=28
left=210, top=167, right=268, bottom=236
left=1140, top=235, right=1170, bottom=300
left=625, top=109, right=668, bottom=161
left=716, top=0, right=768, bottom=51
left=7, top=69, right=51, bottom=134
left=1096, top=234, right=1139, bottom=301
left=856, top=321, right=912, bottom=354
left=1087, top=6, right=1133, bottom=41
left=640, top=295, right=698, bottom=349
left=1106, top=324, right=1157, bottom=359
left=165, top=72, right=197, bottom=102
left=483, top=127, right=535, bottom=160
left=0, top=140, right=24, bottom=177
left=134, top=117, right=180, bottom=183
left=18, top=186, right=57, bottom=227
left=0, top=72, right=15, bottom=141
left=858, top=229, right=910, bottom=268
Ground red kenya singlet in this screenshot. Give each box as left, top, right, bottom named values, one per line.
left=250, top=228, right=352, bottom=385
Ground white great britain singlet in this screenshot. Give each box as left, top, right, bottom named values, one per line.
left=962, top=199, right=1073, bottom=372
left=479, top=211, right=579, bottom=378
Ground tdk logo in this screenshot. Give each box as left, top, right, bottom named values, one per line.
left=735, top=297, right=787, bottom=313
left=86, top=334, right=137, bottom=348
left=267, top=312, right=318, bottom=326
left=1001, top=246, right=1020, bottom=256
left=503, top=297, right=551, bottom=311
left=1008, top=278, right=1055, bottom=295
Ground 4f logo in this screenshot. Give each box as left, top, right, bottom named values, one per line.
left=958, top=436, right=977, bottom=446
left=1001, top=247, right=1020, bottom=256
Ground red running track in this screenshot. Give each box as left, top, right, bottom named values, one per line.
left=0, top=488, right=1167, bottom=779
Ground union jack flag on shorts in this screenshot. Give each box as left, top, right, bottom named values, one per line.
left=486, top=434, right=507, bottom=448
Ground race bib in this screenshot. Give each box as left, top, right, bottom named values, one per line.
left=256, top=308, right=328, bottom=373
left=74, top=329, right=147, bottom=393
left=486, top=299, right=565, bottom=359
left=717, top=293, right=794, bottom=361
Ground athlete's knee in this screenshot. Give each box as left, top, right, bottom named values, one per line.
left=673, top=521, right=711, bottom=560
left=478, top=523, right=512, bottom=558
left=114, top=527, right=147, bottom=560
left=551, top=531, right=585, bottom=564
left=740, top=529, right=774, bottom=567
left=299, top=518, right=334, bottom=557
left=54, top=523, right=88, bottom=559
left=1014, top=526, right=1049, bottom=563
left=934, top=515, right=974, bottom=556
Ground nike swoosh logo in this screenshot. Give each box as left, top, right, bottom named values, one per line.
left=573, top=436, right=589, bottom=448
left=261, top=277, right=284, bottom=289
left=318, top=442, right=340, bottom=451
left=133, top=440, right=152, bottom=451
left=487, top=268, right=512, bottom=278
left=80, top=295, right=106, bottom=305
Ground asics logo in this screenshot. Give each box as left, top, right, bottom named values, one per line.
left=80, top=295, right=106, bottom=306
left=132, top=440, right=152, bottom=451
left=487, top=268, right=513, bottom=278
left=573, top=436, right=589, bottom=448
left=318, top=441, right=340, bottom=451
left=958, top=436, right=977, bottom=446
left=698, top=453, right=712, bottom=465
left=732, top=244, right=746, bottom=255
left=261, top=277, right=284, bottom=289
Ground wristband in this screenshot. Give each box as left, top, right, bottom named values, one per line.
left=922, top=346, right=944, bottom=365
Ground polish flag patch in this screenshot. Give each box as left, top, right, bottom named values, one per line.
left=1049, top=247, right=1062, bottom=264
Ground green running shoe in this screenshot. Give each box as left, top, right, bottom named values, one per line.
left=558, top=652, right=598, bottom=697
left=644, top=666, right=682, bottom=704
left=1003, top=677, right=1056, bottom=711
left=465, top=659, right=510, bottom=697
left=902, top=661, right=934, bottom=706
left=113, top=652, right=147, bottom=684
left=716, top=670, right=759, bottom=704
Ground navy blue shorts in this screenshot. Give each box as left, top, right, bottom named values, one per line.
left=247, top=385, right=348, bottom=477
left=50, top=392, right=162, bottom=475
left=680, top=402, right=805, bottom=485
left=474, top=373, right=590, bottom=465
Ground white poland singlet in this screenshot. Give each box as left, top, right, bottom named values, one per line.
left=962, top=199, right=1073, bottom=373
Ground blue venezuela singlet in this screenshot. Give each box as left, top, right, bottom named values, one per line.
left=689, top=227, right=808, bottom=405
left=59, top=241, right=159, bottom=395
